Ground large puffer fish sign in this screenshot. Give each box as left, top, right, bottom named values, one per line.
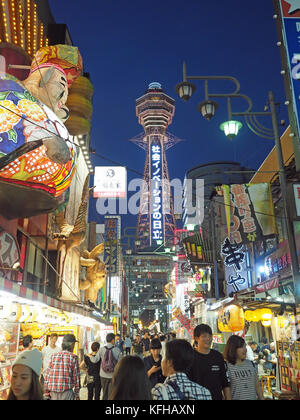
left=0, top=44, right=82, bottom=219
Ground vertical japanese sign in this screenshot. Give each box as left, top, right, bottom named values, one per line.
left=222, top=183, right=276, bottom=245
left=104, top=216, right=121, bottom=275
left=293, top=183, right=300, bottom=216
left=220, top=182, right=277, bottom=295
left=172, top=306, right=193, bottom=339
left=277, top=1, right=300, bottom=166
left=221, top=237, right=249, bottom=294
left=150, top=139, right=163, bottom=243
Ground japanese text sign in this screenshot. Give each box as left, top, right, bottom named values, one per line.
left=222, top=183, right=276, bottom=245
left=150, top=139, right=163, bottom=242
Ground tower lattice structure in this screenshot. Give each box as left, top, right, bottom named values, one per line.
left=129, top=82, right=183, bottom=249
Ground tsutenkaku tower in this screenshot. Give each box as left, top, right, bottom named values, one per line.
left=129, top=82, right=182, bottom=249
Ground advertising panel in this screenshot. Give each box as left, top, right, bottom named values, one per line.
left=93, top=166, right=127, bottom=198
left=278, top=0, right=300, bottom=161
left=150, top=140, right=163, bottom=242
left=222, top=183, right=277, bottom=245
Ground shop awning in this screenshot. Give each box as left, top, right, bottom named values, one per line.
left=0, top=276, right=93, bottom=318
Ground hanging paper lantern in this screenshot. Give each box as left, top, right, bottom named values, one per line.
left=261, top=320, right=272, bottom=327
left=218, top=304, right=245, bottom=332
left=244, top=310, right=255, bottom=322
left=0, top=76, right=78, bottom=219
left=260, top=308, right=272, bottom=321
left=69, top=76, right=94, bottom=101
left=66, top=93, right=93, bottom=120
left=65, top=114, right=91, bottom=136
left=0, top=44, right=83, bottom=219
left=250, top=309, right=261, bottom=322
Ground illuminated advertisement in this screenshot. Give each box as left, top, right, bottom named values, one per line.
left=104, top=216, right=121, bottom=276
left=150, top=140, right=163, bottom=242
left=278, top=1, right=300, bottom=154
left=94, top=166, right=127, bottom=198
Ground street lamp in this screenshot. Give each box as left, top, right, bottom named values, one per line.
left=197, top=100, right=219, bottom=121
left=219, top=120, right=243, bottom=140
left=176, top=62, right=300, bottom=305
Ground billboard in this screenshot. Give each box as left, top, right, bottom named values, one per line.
left=104, top=216, right=121, bottom=276
left=222, top=183, right=277, bottom=245
left=93, top=166, right=127, bottom=198
left=150, top=140, right=163, bottom=242
left=275, top=0, right=300, bottom=168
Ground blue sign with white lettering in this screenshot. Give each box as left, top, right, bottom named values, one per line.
left=280, top=4, right=300, bottom=140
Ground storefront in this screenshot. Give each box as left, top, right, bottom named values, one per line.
left=0, top=277, right=111, bottom=400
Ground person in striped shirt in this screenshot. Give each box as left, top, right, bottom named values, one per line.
left=223, top=335, right=264, bottom=400
left=151, top=339, right=212, bottom=400
left=44, top=334, right=81, bottom=400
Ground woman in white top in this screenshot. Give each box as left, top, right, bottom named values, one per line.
left=223, top=335, right=264, bottom=400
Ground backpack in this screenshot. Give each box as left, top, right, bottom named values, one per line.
left=101, top=346, right=117, bottom=373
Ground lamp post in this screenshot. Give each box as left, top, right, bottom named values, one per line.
left=175, top=62, right=300, bottom=305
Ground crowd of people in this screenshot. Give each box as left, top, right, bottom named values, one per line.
left=6, top=326, right=276, bottom=400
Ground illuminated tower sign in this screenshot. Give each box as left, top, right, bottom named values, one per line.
left=129, top=82, right=183, bottom=249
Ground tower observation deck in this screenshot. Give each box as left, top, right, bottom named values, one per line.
left=129, top=82, right=183, bottom=250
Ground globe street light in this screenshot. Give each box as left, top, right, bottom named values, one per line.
left=175, top=62, right=300, bottom=305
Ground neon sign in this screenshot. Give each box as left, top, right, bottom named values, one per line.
left=150, top=140, right=163, bottom=242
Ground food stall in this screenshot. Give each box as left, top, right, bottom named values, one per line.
left=0, top=287, right=111, bottom=400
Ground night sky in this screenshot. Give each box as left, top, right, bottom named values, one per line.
left=48, top=0, right=288, bottom=231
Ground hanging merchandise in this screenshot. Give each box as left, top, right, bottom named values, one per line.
left=218, top=304, right=245, bottom=332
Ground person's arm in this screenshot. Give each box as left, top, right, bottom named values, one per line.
left=43, top=358, right=52, bottom=399
left=80, top=359, right=88, bottom=372
left=221, top=359, right=231, bottom=400
left=117, top=348, right=123, bottom=361
left=73, top=357, right=81, bottom=400
left=89, top=348, right=101, bottom=363
left=255, top=373, right=264, bottom=400
left=147, top=365, right=161, bottom=377
left=222, top=387, right=232, bottom=400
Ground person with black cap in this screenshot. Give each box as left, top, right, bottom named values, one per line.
left=43, top=334, right=81, bottom=400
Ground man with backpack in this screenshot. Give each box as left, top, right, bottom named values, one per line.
left=88, top=333, right=122, bottom=399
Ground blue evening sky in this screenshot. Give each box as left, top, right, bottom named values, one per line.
left=49, top=0, right=289, bottom=230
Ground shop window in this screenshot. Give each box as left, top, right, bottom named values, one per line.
left=25, top=242, right=45, bottom=292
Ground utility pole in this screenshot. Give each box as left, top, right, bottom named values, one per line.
left=269, top=91, right=300, bottom=304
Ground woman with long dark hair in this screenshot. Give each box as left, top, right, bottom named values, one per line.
left=109, top=355, right=152, bottom=400
left=7, top=349, right=43, bottom=400
left=223, top=335, right=264, bottom=400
